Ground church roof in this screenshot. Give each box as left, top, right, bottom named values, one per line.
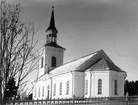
left=50, top=51, right=97, bottom=75
left=45, top=42, right=65, bottom=50
left=49, top=50, right=125, bottom=75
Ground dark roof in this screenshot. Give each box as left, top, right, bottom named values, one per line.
left=46, top=7, right=58, bottom=32
left=45, top=42, right=65, bottom=50
left=90, top=58, right=124, bottom=72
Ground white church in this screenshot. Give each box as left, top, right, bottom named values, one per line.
left=33, top=7, right=126, bottom=100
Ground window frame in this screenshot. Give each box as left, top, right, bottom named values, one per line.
left=38, top=87, right=40, bottom=97
left=85, top=79, right=88, bottom=95
left=42, top=86, right=44, bottom=97
left=41, top=57, right=44, bottom=68
left=53, top=83, right=56, bottom=96
left=114, top=80, right=118, bottom=95
left=98, top=79, right=102, bottom=95
left=59, top=82, right=62, bottom=95
left=51, top=56, right=56, bottom=67
left=66, top=81, right=69, bottom=95
left=34, top=88, right=37, bottom=98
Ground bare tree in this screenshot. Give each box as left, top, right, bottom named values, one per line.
left=0, top=0, right=39, bottom=104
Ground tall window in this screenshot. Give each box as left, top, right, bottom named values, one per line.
left=51, top=56, right=56, bottom=67
left=42, top=86, right=44, bottom=97
left=38, top=87, right=40, bottom=97
left=34, top=88, right=37, bottom=98
left=98, top=79, right=102, bottom=94
left=41, top=57, right=43, bottom=68
left=53, top=83, right=56, bottom=96
left=66, top=81, right=69, bottom=95
left=114, top=80, right=117, bottom=95
left=47, top=85, right=50, bottom=99
left=59, top=82, right=62, bottom=95
left=85, top=80, right=88, bottom=95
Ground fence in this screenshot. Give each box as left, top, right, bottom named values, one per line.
left=7, top=96, right=138, bottom=105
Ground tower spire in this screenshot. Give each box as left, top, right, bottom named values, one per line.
left=46, top=6, right=58, bottom=44
left=46, top=6, right=58, bottom=32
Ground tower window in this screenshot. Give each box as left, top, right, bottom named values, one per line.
left=51, top=56, right=56, bottom=67
left=47, top=35, right=49, bottom=43
left=98, top=79, right=102, bottom=95
left=41, top=57, right=43, bottom=68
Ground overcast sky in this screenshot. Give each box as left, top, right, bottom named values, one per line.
left=6, top=0, right=138, bottom=86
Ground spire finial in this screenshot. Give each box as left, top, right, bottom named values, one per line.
left=52, top=6, right=54, bottom=11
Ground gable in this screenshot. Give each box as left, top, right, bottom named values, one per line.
left=90, top=58, right=108, bottom=70
left=89, top=58, right=123, bottom=72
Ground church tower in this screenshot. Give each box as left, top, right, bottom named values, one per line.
left=38, top=7, right=65, bottom=77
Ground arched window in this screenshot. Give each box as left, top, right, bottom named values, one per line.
left=47, top=85, right=50, bottom=99
left=41, top=57, right=43, bottom=68
left=59, top=82, right=62, bottom=95
left=51, top=56, right=56, bottom=67
left=66, top=81, right=69, bottom=95
left=53, top=83, right=56, bottom=96
left=42, top=86, right=44, bottom=97
left=34, top=88, right=37, bottom=98
left=85, top=80, right=88, bottom=95
left=114, top=80, right=117, bottom=95
left=98, top=79, right=102, bottom=94
left=38, top=87, right=40, bottom=97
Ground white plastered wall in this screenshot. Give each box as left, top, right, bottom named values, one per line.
left=91, top=71, right=110, bottom=97
left=45, top=47, right=64, bottom=70
left=33, top=80, right=46, bottom=100
left=85, top=69, right=110, bottom=98
left=84, top=71, right=91, bottom=98
left=109, top=71, right=126, bottom=96
left=51, top=72, right=73, bottom=99
left=73, top=71, right=85, bottom=98
left=85, top=69, right=126, bottom=98
left=38, top=46, right=64, bottom=78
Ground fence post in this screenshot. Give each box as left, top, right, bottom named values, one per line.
left=45, top=99, right=47, bottom=105
left=37, top=99, right=38, bottom=105
left=127, top=97, right=129, bottom=105
left=53, top=98, right=54, bottom=105
left=73, top=97, right=75, bottom=105
left=95, top=97, right=96, bottom=105
left=57, top=98, right=59, bottom=105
